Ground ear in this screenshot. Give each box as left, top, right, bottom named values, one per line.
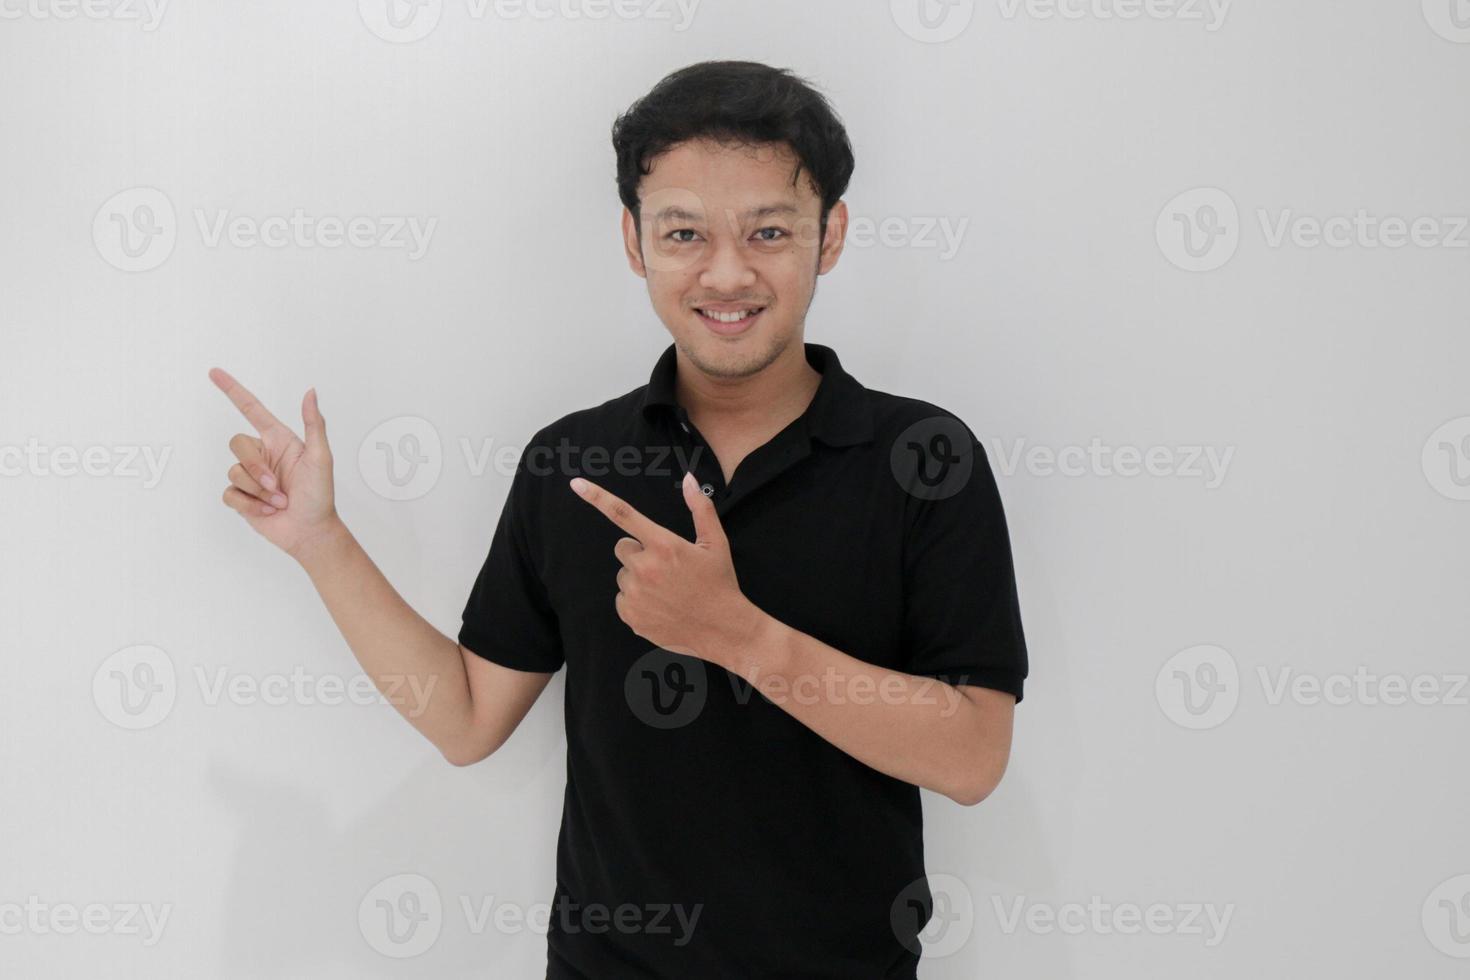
left=621, top=206, right=647, bottom=279
left=817, top=199, right=849, bottom=276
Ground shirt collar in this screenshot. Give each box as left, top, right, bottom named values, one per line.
left=639, top=341, right=874, bottom=448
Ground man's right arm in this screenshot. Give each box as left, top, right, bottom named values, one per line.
left=294, top=519, right=553, bottom=766
left=209, top=367, right=550, bottom=766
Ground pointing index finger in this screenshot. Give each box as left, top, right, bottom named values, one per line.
left=209, top=367, right=286, bottom=436
left=571, top=477, right=671, bottom=546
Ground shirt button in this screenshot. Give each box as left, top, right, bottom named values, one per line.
left=700, top=483, right=714, bottom=496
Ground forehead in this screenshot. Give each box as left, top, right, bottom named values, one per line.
left=638, top=138, right=819, bottom=218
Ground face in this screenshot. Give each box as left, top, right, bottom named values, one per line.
left=621, top=138, right=847, bottom=380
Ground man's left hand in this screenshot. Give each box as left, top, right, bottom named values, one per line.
left=570, top=471, right=766, bottom=666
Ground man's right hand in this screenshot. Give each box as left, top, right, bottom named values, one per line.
left=207, top=366, right=553, bottom=764
left=209, top=367, right=341, bottom=562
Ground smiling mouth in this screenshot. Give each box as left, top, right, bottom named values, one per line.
left=694, top=306, right=766, bottom=325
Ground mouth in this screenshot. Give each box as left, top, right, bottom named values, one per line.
left=694, top=306, right=767, bottom=337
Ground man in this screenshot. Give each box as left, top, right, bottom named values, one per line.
left=211, top=60, right=1028, bottom=979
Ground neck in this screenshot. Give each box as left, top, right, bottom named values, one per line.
left=674, top=340, right=822, bottom=435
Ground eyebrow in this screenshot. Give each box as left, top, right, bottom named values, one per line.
left=648, top=204, right=801, bottom=223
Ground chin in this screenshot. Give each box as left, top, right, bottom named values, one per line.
left=688, top=331, right=791, bottom=380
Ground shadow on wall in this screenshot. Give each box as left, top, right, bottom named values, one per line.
left=208, top=674, right=567, bottom=977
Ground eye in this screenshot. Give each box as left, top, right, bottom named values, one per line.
left=665, top=229, right=701, bottom=244
left=753, top=227, right=787, bottom=242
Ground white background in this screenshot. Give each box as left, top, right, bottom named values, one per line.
left=2, top=0, right=1468, bottom=976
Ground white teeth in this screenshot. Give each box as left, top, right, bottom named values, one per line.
left=699, top=308, right=762, bottom=324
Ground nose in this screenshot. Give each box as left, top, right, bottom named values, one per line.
left=697, top=233, right=757, bottom=295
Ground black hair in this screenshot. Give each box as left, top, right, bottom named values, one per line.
left=611, top=60, right=855, bottom=246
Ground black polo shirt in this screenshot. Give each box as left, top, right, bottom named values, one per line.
left=459, top=341, right=1028, bottom=979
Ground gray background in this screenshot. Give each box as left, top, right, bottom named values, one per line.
left=2, top=0, right=1468, bottom=976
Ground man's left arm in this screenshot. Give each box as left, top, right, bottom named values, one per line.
left=712, top=615, right=1015, bottom=806
left=570, top=438, right=1027, bottom=807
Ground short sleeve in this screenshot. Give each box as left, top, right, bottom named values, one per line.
left=457, top=436, right=565, bottom=674
left=899, top=430, right=1028, bottom=703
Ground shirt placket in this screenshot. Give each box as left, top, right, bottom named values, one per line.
left=673, top=406, right=724, bottom=501
left=671, top=406, right=813, bottom=521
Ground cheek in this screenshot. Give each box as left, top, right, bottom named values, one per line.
left=645, top=266, right=694, bottom=305
left=758, top=254, right=815, bottom=300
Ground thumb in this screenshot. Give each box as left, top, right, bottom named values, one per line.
left=301, top=387, right=330, bottom=460
left=682, top=470, right=725, bottom=547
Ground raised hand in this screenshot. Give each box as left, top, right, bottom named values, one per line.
left=209, top=367, right=341, bottom=561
